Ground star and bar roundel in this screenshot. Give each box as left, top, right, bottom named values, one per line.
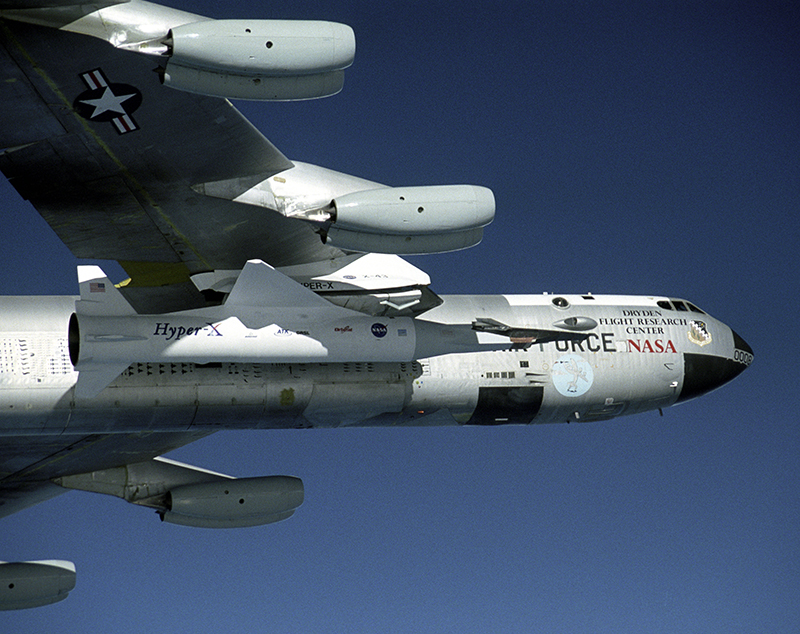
left=73, top=68, right=142, bottom=134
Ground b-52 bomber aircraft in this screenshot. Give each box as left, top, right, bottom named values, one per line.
left=0, top=0, right=752, bottom=610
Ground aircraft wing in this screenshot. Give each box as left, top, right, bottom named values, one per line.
left=0, top=428, right=215, bottom=519
left=0, top=4, right=344, bottom=314
left=0, top=1, right=492, bottom=535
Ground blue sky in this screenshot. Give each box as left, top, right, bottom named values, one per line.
left=2, top=1, right=799, bottom=632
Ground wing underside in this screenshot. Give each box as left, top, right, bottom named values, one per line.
left=0, top=16, right=343, bottom=313
left=0, top=429, right=215, bottom=519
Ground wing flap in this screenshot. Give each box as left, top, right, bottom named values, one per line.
left=0, top=25, right=66, bottom=148
left=1, top=147, right=180, bottom=262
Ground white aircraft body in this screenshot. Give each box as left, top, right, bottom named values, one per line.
left=0, top=0, right=752, bottom=609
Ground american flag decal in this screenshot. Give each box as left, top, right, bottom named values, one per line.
left=74, top=68, right=142, bottom=135
left=89, top=282, right=106, bottom=293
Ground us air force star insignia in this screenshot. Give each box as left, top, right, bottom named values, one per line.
left=73, top=69, right=142, bottom=134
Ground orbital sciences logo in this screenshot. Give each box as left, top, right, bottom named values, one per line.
left=371, top=323, right=388, bottom=338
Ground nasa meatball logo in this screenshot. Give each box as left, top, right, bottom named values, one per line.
left=371, top=323, right=388, bottom=338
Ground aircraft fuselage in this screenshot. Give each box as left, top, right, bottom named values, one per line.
left=0, top=292, right=752, bottom=436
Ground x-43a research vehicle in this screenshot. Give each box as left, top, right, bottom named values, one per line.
left=0, top=0, right=752, bottom=610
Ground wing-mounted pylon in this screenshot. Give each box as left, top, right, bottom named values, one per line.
left=195, top=161, right=496, bottom=255
left=54, top=457, right=304, bottom=529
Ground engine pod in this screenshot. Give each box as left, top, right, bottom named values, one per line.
left=168, top=20, right=355, bottom=76
left=332, top=185, right=495, bottom=235
left=162, top=476, right=304, bottom=529
left=0, top=561, right=76, bottom=611
left=161, top=65, right=345, bottom=101
left=325, top=226, right=485, bottom=254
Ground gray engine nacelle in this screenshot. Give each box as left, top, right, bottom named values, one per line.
left=323, top=185, right=495, bottom=254
left=0, top=561, right=76, bottom=611
left=161, top=65, right=345, bottom=101
left=160, top=476, right=304, bottom=529
left=162, top=20, right=355, bottom=101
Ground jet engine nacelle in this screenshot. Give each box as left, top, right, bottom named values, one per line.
left=162, top=20, right=355, bottom=100
left=0, top=561, right=76, bottom=611
left=161, top=65, right=345, bottom=101
left=160, top=476, right=304, bottom=529
left=324, top=185, right=496, bottom=254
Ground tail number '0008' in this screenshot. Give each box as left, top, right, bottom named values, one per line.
left=733, top=349, right=753, bottom=366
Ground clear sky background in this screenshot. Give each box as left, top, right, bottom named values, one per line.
left=2, top=1, right=798, bottom=632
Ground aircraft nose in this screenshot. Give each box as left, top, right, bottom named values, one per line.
left=677, top=327, right=753, bottom=403
left=731, top=329, right=754, bottom=366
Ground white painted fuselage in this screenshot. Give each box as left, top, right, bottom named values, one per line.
left=0, top=292, right=752, bottom=436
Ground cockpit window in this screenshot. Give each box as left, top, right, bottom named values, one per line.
left=656, top=299, right=706, bottom=314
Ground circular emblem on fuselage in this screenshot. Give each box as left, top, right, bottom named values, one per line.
left=552, top=354, right=594, bottom=397
left=371, top=323, right=388, bottom=338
